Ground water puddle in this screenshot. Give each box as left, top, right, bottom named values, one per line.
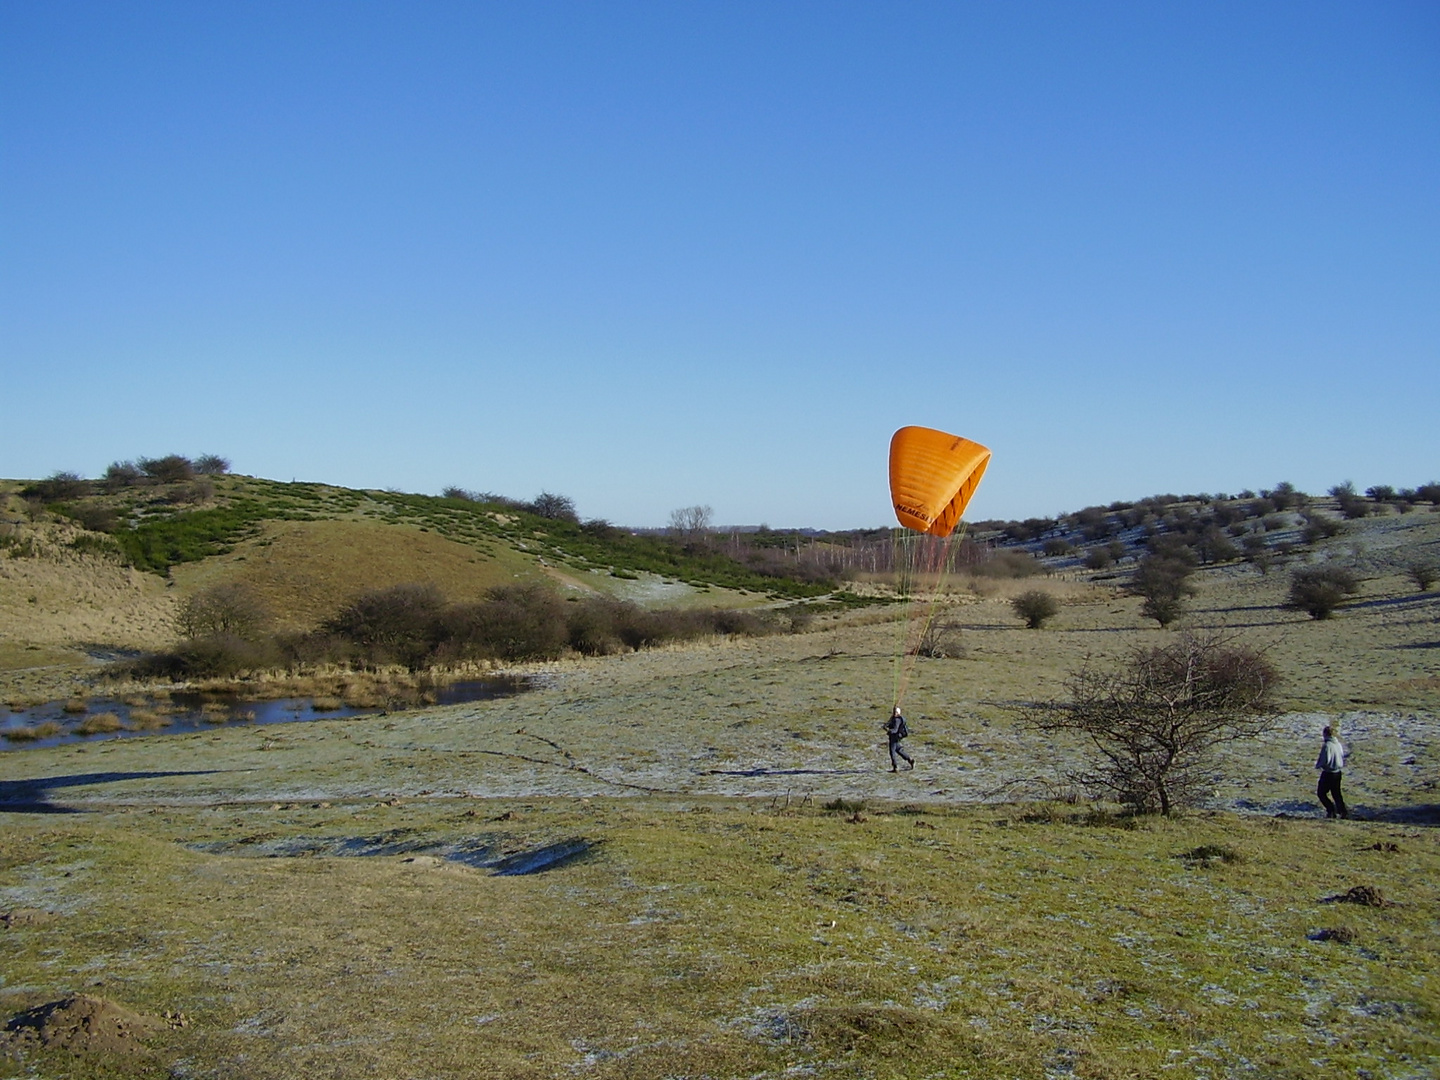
left=191, top=831, right=596, bottom=875
left=0, top=677, right=529, bottom=751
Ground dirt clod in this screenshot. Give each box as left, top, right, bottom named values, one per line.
left=1, top=995, right=162, bottom=1055
left=1326, top=884, right=1391, bottom=907
left=0, top=909, right=58, bottom=929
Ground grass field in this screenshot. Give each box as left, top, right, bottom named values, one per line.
left=2, top=497, right=1437, bottom=1077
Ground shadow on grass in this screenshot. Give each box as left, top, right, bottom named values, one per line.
left=1394, top=640, right=1440, bottom=650
left=0, top=771, right=222, bottom=814
left=1344, top=595, right=1437, bottom=613
left=1356, top=804, right=1440, bottom=827
left=704, top=767, right=869, bottom=777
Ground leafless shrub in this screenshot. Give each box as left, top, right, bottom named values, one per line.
left=169, top=480, right=215, bottom=504
left=29, top=471, right=91, bottom=502
left=104, top=461, right=145, bottom=491
left=914, top=619, right=964, bottom=658
left=1026, top=633, right=1281, bottom=815
left=1407, top=563, right=1437, bottom=592
left=176, top=583, right=272, bottom=641
left=669, top=504, right=714, bottom=538
left=139, top=455, right=195, bottom=483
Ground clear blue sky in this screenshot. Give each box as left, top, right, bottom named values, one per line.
left=4, top=2, right=1437, bottom=529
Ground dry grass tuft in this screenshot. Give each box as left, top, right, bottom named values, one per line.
left=74, top=711, right=124, bottom=735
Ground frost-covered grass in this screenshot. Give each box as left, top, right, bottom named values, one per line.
left=1, top=799, right=1436, bottom=1079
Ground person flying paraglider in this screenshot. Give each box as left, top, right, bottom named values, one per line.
left=882, top=425, right=990, bottom=773
left=884, top=705, right=913, bottom=772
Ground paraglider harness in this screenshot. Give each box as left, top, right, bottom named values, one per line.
left=887, top=712, right=909, bottom=739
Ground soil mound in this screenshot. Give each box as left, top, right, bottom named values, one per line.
left=0, top=908, right=58, bottom=928
left=1, top=994, right=161, bottom=1055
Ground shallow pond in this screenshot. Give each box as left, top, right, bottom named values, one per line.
left=0, top=677, right=529, bottom=751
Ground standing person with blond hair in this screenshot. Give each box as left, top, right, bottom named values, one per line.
left=1316, top=725, right=1348, bottom=819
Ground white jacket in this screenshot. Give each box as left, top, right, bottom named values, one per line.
left=1316, top=738, right=1346, bottom=773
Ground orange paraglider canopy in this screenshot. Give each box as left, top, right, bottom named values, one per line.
left=889, top=426, right=991, bottom=537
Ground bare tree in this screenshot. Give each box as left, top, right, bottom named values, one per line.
left=175, top=583, right=272, bottom=641
left=668, top=504, right=714, bottom=539
left=1027, top=633, right=1281, bottom=815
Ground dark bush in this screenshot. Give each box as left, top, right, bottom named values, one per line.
left=1192, top=526, right=1239, bottom=565
left=563, top=596, right=632, bottom=656
left=1241, top=534, right=1273, bottom=575
left=1416, top=482, right=1440, bottom=506
left=1132, top=554, right=1198, bottom=628
left=580, top=518, right=626, bottom=541
left=169, top=480, right=215, bottom=505
left=1265, top=482, right=1305, bottom=511
left=1012, top=590, right=1060, bottom=629
left=326, top=583, right=447, bottom=666
left=141, top=633, right=280, bottom=679
left=104, top=461, right=145, bottom=491
left=1337, top=495, right=1372, bottom=520
left=139, top=455, right=195, bottom=483
left=974, top=550, right=1044, bottom=579
left=1248, top=498, right=1275, bottom=518
left=30, top=471, right=90, bottom=502
left=194, top=455, right=231, bottom=475
left=1300, top=512, right=1344, bottom=544
left=1405, top=563, right=1437, bottom=593
left=1083, top=547, right=1113, bottom=571
left=67, top=501, right=119, bottom=533
left=529, top=491, right=578, bottom=522
left=1003, top=518, right=1057, bottom=543
left=1041, top=538, right=1073, bottom=558
left=446, top=583, right=570, bottom=662
left=1288, top=565, right=1361, bottom=619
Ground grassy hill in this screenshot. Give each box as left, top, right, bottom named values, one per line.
left=0, top=473, right=843, bottom=697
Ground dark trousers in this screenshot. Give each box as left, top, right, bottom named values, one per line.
left=888, top=735, right=913, bottom=770
left=1318, top=771, right=1347, bottom=818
